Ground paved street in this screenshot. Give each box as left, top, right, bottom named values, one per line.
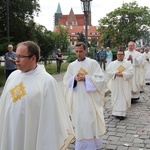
left=52, top=73, right=150, bottom=150
left=68, top=84, right=150, bottom=150
left=0, top=72, right=150, bottom=150
left=54, top=73, right=150, bottom=150
left=102, top=85, right=150, bottom=150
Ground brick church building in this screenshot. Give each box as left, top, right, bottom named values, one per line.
left=54, top=3, right=101, bottom=48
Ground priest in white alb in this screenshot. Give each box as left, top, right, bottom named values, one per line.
left=142, top=47, right=150, bottom=85
left=0, top=41, right=75, bottom=150
left=135, top=47, right=145, bottom=92
left=63, top=42, right=106, bottom=150
left=106, top=49, right=133, bottom=120
left=124, top=41, right=142, bottom=100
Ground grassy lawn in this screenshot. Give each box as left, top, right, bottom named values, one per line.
left=0, top=62, right=69, bottom=88
left=45, top=62, right=69, bottom=74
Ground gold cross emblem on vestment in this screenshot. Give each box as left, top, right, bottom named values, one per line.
left=118, top=65, right=125, bottom=73
left=10, top=82, right=26, bottom=102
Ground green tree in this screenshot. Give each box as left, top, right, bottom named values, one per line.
left=98, top=1, right=150, bottom=48
left=91, top=36, right=97, bottom=47
left=54, top=24, right=69, bottom=51
left=34, top=24, right=56, bottom=60
left=0, top=0, right=40, bottom=54
left=77, top=32, right=86, bottom=43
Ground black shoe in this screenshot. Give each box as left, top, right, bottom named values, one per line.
left=115, top=116, right=125, bottom=120
left=131, top=97, right=140, bottom=101
left=119, top=116, right=125, bottom=120
left=146, top=83, right=150, bottom=85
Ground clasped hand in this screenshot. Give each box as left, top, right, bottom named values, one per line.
left=115, top=72, right=123, bottom=77
left=128, top=55, right=132, bottom=60
left=75, top=73, right=85, bottom=82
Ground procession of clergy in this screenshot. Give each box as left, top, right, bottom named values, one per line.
left=105, top=41, right=150, bottom=120
left=0, top=40, right=150, bottom=150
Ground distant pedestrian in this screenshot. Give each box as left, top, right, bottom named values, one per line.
left=4, top=44, right=16, bottom=79
left=56, top=49, right=63, bottom=74
left=99, top=46, right=107, bottom=70
left=106, top=47, right=113, bottom=66
left=52, top=49, right=57, bottom=57
left=106, top=49, right=133, bottom=120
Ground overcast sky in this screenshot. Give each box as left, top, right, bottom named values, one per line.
left=34, top=0, right=150, bottom=31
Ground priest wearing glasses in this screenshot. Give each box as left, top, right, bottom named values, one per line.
left=106, top=49, right=133, bottom=120
left=0, top=41, right=75, bottom=150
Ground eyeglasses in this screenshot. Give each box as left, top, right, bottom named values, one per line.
left=15, top=55, right=33, bottom=59
left=117, top=54, right=124, bottom=56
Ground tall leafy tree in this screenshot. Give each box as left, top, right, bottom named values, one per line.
left=33, top=24, right=56, bottom=59
left=98, top=1, right=150, bottom=48
left=0, top=0, right=40, bottom=43
left=54, top=24, right=69, bottom=51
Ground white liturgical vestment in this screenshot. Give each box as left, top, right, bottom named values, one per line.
left=63, top=57, right=106, bottom=142
left=125, top=50, right=142, bottom=98
left=106, top=59, right=133, bottom=116
left=0, top=65, right=74, bottom=150
left=142, top=52, right=150, bottom=84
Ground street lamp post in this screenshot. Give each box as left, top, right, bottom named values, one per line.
left=80, top=0, right=92, bottom=49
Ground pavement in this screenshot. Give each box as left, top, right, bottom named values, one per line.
left=0, top=73, right=150, bottom=150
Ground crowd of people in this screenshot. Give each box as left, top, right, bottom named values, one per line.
left=106, top=41, right=150, bottom=119
left=0, top=40, right=150, bottom=150
left=93, top=46, right=113, bottom=71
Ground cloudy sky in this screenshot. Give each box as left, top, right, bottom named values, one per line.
left=34, top=0, right=150, bottom=31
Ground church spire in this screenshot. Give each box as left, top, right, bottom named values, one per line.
left=54, top=3, right=62, bottom=26
left=56, top=3, right=62, bottom=14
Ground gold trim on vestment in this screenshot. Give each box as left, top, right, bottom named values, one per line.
left=118, top=65, right=125, bottom=73
left=77, top=67, right=88, bottom=76
left=60, top=132, right=75, bottom=150
left=10, top=82, right=26, bottom=102
left=89, top=76, right=105, bottom=100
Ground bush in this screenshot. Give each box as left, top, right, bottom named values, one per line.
left=67, top=53, right=76, bottom=63
left=87, top=46, right=97, bottom=59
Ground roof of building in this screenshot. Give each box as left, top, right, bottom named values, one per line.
left=54, top=3, right=100, bottom=37
left=54, top=25, right=100, bottom=37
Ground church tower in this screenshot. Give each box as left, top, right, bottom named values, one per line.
left=54, top=3, right=62, bottom=26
